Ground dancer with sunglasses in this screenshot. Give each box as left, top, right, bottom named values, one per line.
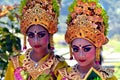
left=5, top=0, right=68, bottom=80
left=58, top=0, right=117, bottom=80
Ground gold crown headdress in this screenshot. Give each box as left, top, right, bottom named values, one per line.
left=65, top=0, right=109, bottom=64
left=19, top=0, right=61, bottom=50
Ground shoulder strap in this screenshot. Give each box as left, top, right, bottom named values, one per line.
left=10, top=55, right=20, bottom=69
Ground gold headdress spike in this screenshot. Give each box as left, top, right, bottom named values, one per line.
left=19, top=0, right=61, bottom=50
left=65, top=0, right=109, bottom=63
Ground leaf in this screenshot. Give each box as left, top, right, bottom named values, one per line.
left=52, top=0, right=60, bottom=17
left=68, top=0, right=77, bottom=13
left=19, top=0, right=27, bottom=16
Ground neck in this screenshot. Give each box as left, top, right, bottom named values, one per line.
left=78, top=62, right=96, bottom=74
left=30, top=48, right=49, bottom=62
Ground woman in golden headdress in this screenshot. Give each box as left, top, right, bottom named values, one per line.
left=5, top=0, right=68, bottom=80
left=58, top=0, right=117, bottom=80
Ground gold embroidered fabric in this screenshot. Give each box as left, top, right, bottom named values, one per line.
left=5, top=48, right=68, bottom=80
left=10, top=56, right=20, bottom=69
left=58, top=67, right=82, bottom=80
left=21, top=4, right=58, bottom=35
left=22, top=49, right=55, bottom=79
left=74, top=64, right=114, bottom=79
left=58, top=64, right=115, bottom=80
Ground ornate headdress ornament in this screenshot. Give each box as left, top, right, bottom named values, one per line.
left=65, top=0, right=109, bottom=63
left=19, top=0, right=60, bottom=50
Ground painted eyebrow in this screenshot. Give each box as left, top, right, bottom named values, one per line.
left=37, top=31, right=47, bottom=33
left=82, top=45, right=92, bottom=48
left=27, top=31, right=46, bottom=33
left=72, top=45, right=92, bottom=48
left=72, top=45, right=79, bottom=48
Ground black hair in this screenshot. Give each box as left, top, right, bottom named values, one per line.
left=99, top=47, right=104, bottom=65
left=99, top=54, right=103, bottom=65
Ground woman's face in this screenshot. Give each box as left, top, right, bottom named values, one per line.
left=27, top=25, right=50, bottom=52
left=71, top=38, right=96, bottom=67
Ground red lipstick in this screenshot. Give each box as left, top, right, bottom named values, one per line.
left=79, top=60, right=86, bottom=62
left=34, top=45, right=41, bottom=48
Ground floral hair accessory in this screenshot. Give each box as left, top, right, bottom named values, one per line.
left=65, top=0, right=109, bottom=63
left=20, top=0, right=60, bottom=35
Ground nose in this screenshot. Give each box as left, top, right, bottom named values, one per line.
left=33, top=36, right=39, bottom=43
left=79, top=49, right=86, bottom=57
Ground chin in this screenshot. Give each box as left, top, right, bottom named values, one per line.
left=78, top=61, right=86, bottom=67
left=33, top=48, right=41, bottom=51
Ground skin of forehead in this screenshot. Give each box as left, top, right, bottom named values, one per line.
left=27, top=25, right=48, bottom=33
left=72, top=38, right=93, bottom=47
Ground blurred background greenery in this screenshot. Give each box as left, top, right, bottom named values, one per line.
left=0, top=0, right=120, bottom=79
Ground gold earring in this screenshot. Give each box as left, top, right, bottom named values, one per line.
left=23, top=35, right=27, bottom=50
left=69, top=44, right=73, bottom=60
left=96, top=47, right=100, bottom=64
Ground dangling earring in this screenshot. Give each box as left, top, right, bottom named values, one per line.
left=95, top=47, right=100, bottom=65
left=23, top=35, right=27, bottom=50
left=69, top=44, right=73, bottom=60
left=50, top=34, right=54, bottom=51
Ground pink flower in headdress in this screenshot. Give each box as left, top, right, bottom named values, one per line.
left=77, top=1, right=83, bottom=6
left=95, top=8, right=102, bottom=15
left=83, top=2, right=89, bottom=10
left=74, top=6, right=83, bottom=14
left=89, top=2, right=96, bottom=9
left=71, top=12, right=77, bottom=19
